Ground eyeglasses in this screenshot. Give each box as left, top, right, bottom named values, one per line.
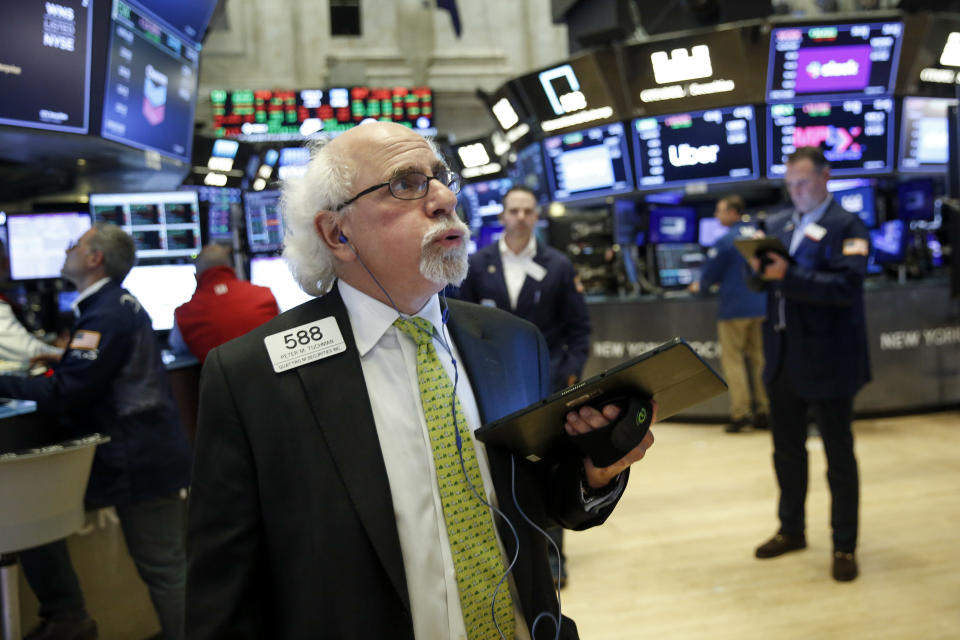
left=332, top=169, right=461, bottom=212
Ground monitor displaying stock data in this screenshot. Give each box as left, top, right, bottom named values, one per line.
left=89, top=191, right=201, bottom=259
left=542, top=122, right=633, bottom=203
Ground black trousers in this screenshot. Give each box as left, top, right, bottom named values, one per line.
left=768, top=368, right=859, bottom=552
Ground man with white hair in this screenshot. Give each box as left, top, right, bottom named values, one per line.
left=185, top=122, right=654, bottom=640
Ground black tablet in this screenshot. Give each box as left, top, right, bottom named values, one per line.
left=733, top=236, right=790, bottom=263
left=475, top=338, right=727, bottom=463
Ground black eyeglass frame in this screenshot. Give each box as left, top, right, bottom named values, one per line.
left=331, top=169, right=462, bottom=212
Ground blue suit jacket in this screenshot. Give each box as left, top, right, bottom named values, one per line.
left=699, top=220, right=767, bottom=320
left=457, top=241, right=591, bottom=391
left=760, top=199, right=872, bottom=400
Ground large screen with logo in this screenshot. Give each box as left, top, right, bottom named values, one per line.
left=100, top=0, right=201, bottom=163
left=542, top=122, right=634, bottom=203
left=767, top=21, right=903, bottom=101
left=0, top=0, right=93, bottom=133
left=898, top=96, right=954, bottom=173
left=631, top=105, right=759, bottom=190
left=767, top=97, right=894, bottom=176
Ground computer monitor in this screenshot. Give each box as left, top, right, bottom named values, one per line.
left=899, top=97, right=955, bottom=173
left=100, top=0, right=201, bottom=163
left=767, top=21, right=904, bottom=102
left=507, top=142, right=549, bottom=205
left=871, top=219, right=905, bottom=264
left=244, top=190, right=284, bottom=253
left=655, top=243, right=705, bottom=288
left=277, top=147, right=311, bottom=181
left=248, top=255, right=313, bottom=312
left=542, top=122, right=634, bottom=203
left=89, top=191, right=202, bottom=259
left=767, top=97, right=895, bottom=177
left=632, top=105, right=760, bottom=190
left=897, top=178, right=936, bottom=221
left=459, top=178, right=514, bottom=225
left=181, top=185, right=242, bottom=243
left=828, top=179, right=877, bottom=228
left=121, top=263, right=196, bottom=331
left=698, top=217, right=728, bottom=247
left=0, top=0, right=94, bottom=134
left=649, top=207, right=697, bottom=244
left=5, top=212, right=92, bottom=280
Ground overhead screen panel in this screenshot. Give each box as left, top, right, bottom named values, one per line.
left=89, top=191, right=202, bottom=259
left=767, top=97, right=894, bottom=176
left=542, top=122, right=633, bottom=203
left=136, top=0, right=218, bottom=44
left=767, top=21, right=904, bottom=102
left=0, top=0, right=93, bottom=133
left=6, top=212, right=92, bottom=281
left=620, top=26, right=768, bottom=118
left=507, top=142, right=549, bottom=205
left=100, top=0, right=201, bottom=163
left=632, top=105, right=760, bottom=191
left=244, top=190, right=284, bottom=253
left=899, top=96, right=954, bottom=172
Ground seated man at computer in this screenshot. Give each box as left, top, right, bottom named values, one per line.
left=169, top=243, right=279, bottom=363
left=0, top=223, right=191, bottom=640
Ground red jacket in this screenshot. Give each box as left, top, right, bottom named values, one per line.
left=174, top=266, right=279, bottom=362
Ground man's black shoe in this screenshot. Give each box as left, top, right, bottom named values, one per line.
left=755, top=533, right=807, bottom=558
left=724, top=418, right=750, bottom=433
left=833, top=551, right=858, bottom=582
left=753, top=413, right=770, bottom=430
left=24, top=615, right=97, bottom=640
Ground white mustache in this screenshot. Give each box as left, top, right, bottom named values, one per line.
left=421, top=217, right=470, bottom=249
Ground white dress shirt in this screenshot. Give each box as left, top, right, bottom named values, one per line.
left=788, top=195, right=833, bottom=255
left=0, top=302, right=62, bottom=364
left=337, top=280, right=531, bottom=640
left=498, top=235, right=538, bottom=311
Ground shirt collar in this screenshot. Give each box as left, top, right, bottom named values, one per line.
left=72, top=277, right=112, bottom=317
left=793, top=194, right=833, bottom=227
left=337, top=279, right=444, bottom=357
left=498, top=234, right=537, bottom=259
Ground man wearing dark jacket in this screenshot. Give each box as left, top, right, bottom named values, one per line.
left=0, top=223, right=192, bottom=640
left=750, top=147, right=871, bottom=582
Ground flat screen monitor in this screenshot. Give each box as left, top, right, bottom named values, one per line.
left=5, top=212, right=92, bottom=280
left=135, top=0, right=218, bottom=44
left=100, top=0, right=201, bottom=163
left=655, top=243, right=705, bottom=288
left=767, top=97, right=894, bottom=177
left=632, top=105, right=759, bottom=190
left=0, top=0, right=93, bottom=133
left=244, top=190, right=284, bottom=253
left=767, top=21, right=904, bottom=101
left=459, top=178, right=514, bottom=224
left=897, top=178, right=936, bottom=220
left=248, top=255, right=313, bottom=312
left=899, top=96, right=955, bottom=173
left=542, top=122, right=633, bottom=203
left=89, top=191, right=201, bottom=259
left=121, top=263, right=196, bottom=331
left=277, top=146, right=311, bottom=181
left=474, top=223, right=504, bottom=252
left=649, top=207, right=697, bottom=244
left=828, top=179, right=877, bottom=227
left=507, top=143, right=549, bottom=205
left=698, top=217, right=728, bottom=247
left=181, top=185, right=242, bottom=243
left=871, top=219, right=904, bottom=263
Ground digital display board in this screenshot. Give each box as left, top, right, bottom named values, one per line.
left=507, top=142, right=549, bottom=205
left=767, top=97, right=894, bottom=176
left=871, top=219, right=904, bottom=263
left=620, top=26, right=768, bottom=117
left=897, top=178, right=936, bottom=220
left=122, top=264, right=196, bottom=330
left=137, top=0, right=218, bottom=44
left=249, top=255, right=313, bottom=312
left=181, top=185, right=242, bottom=243
left=655, top=243, right=705, bottom=288
left=89, top=191, right=201, bottom=259
left=6, top=213, right=92, bottom=280
left=0, top=0, right=93, bottom=133
left=101, top=0, right=201, bottom=163
left=459, top=178, right=514, bottom=224
left=899, top=96, right=954, bottom=172
left=210, top=87, right=434, bottom=140
left=649, top=207, right=698, bottom=244
left=244, top=190, right=284, bottom=253
left=767, top=21, right=903, bottom=101
left=632, top=105, right=759, bottom=190
left=542, top=122, right=633, bottom=203
left=829, top=180, right=877, bottom=227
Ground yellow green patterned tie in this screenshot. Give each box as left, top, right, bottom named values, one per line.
left=393, top=316, right=515, bottom=640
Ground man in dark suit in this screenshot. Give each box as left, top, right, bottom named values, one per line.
left=750, top=146, right=871, bottom=582
left=185, top=121, right=655, bottom=639
left=457, top=185, right=591, bottom=587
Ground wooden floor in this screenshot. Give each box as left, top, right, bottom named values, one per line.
left=561, top=411, right=960, bottom=640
